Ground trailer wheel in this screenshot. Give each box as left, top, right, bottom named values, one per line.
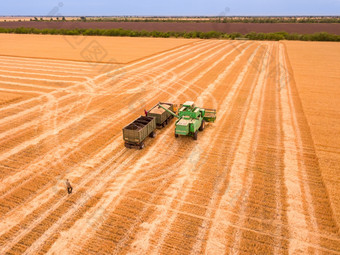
left=149, top=131, right=156, bottom=138
left=124, top=143, right=130, bottom=149
left=139, top=143, right=145, bottom=150
left=193, top=131, right=198, bottom=140
left=199, top=120, right=205, bottom=131
left=175, top=133, right=179, bottom=138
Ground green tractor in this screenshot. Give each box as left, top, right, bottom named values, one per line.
left=158, top=101, right=216, bottom=140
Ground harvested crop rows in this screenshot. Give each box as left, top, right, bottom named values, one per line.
left=0, top=37, right=339, bottom=254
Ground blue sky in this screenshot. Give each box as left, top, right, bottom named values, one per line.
left=1, top=0, right=340, bottom=16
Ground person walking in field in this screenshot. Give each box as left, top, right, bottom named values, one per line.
left=144, top=109, right=148, bottom=116
left=66, top=179, right=73, bottom=194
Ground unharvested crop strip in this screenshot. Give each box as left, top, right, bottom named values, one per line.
left=279, top=43, right=319, bottom=253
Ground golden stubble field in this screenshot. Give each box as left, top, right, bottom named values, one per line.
left=0, top=34, right=339, bottom=254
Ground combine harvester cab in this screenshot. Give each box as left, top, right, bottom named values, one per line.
left=146, top=102, right=175, bottom=128
left=158, top=101, right=216, bottom=140
left=122, top=116, right=156, bottom=149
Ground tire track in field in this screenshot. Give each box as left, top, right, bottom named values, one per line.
left=272, top=42, right=288, bottom=254
left=0, top=40, right=232, bottom=250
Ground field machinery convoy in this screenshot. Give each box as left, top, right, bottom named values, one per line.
left=122, top=101, right=216, bottom=149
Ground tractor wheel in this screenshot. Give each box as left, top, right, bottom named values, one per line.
left=193, top=131, right=198, bottom=140
left=199, top=120, right=205, bottom=131
left=149, top=131, right=156, bottom=138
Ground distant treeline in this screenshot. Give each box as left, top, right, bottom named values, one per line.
left=1, top=27, right=339, bottom=41
left=17, top=16, right=340, bottom=24
left=83, top=17, right=340, bottom=24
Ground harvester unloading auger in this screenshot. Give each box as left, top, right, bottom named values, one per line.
left=158, top=101, right=216, bottom=140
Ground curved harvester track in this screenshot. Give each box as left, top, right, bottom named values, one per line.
left=0, top=36, right=339, bottom=254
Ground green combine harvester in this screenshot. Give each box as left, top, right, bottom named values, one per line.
left=158, top=101, right=216, bottom=140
